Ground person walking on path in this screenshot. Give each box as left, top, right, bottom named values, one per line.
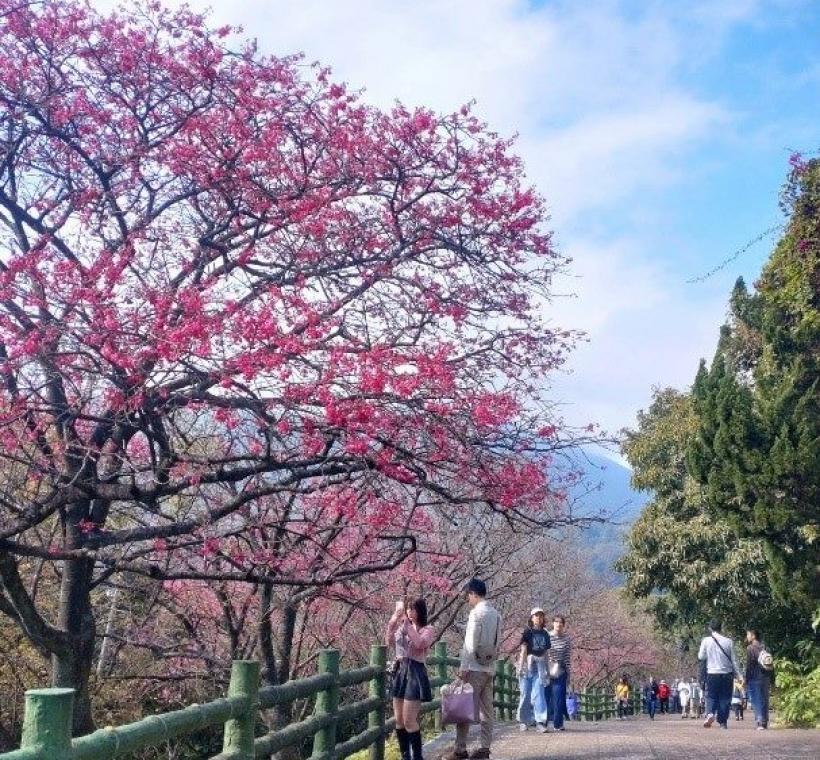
left=387, top=598, right=436, bottom=760
left=545, top=615, right=572, bottom=732
left=657, top=680, right=670, bottom=713
left=643, top=678, right=658, bottom=720
left=745, top=628, right=773, bottom=730
left=731, top=679, right=745, bottom=721
left=566, top=690, right=580, bottom=721
left=516, top=608, right=550, bottom=732
left=441, top=578, right=502, bottom=760
left=671, top=679, right=680, bottom=713
left=689, top=679, right=703, bottom=719
left=698, top=619, right=743, bottom=729
left=615, top=675, right=631, bottom=720
left=678, top=678, right=691, bottom=718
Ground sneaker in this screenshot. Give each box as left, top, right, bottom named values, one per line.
left=536, top=723, right=547, bottom=733
left=703, top=713, right=715, bottom=728
left=468, top=750, right=490, bottom=760
left=555, top=727, right=565, bottom=732
left=440, top=752, right=468, bottom=760
left=519, top=723, right=528, bottom=732
left=719, top=723, right=728, bottom=730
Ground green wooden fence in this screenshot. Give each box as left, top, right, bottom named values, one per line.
left=577, top=688, right=642, bottom=721
left=0, top=642, right=521, bottom=760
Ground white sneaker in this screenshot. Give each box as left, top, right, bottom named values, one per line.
left=703, top=713, right=715, bottom=728
left=519, top=723, right=528, bottom=732
left=536, top=723, right=548, bottom=733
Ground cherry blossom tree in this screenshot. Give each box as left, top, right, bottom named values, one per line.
left=0, top=0, right=585, bottom=732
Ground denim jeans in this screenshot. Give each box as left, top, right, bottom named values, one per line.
left=517, top=660, right=548, bottom=725
left=705, top=673, right=733, bottom=726
left=747, top=678, right=770, bottom=728
left=646, top=695, right=657, bottom=718
left=546, top=672, right=568, bottom=729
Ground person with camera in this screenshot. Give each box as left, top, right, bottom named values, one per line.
left=387, top=598, right=436, bottom=760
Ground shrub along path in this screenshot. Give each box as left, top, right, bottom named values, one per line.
left=426, top=714, right=820, bottom=760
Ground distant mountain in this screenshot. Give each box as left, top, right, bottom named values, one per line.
left=565, top=449, right=651, bottom=580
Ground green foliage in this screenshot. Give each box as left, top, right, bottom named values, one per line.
left=775, top=659, right=820, bottom=728
left=773, top=609, right=820, bottom=728
left=617, top=388, right=802, bottom=652
left=621, top=159, right=819, bottom=704
left=774, top=621, right=820, bottom=730
left=685, top=159, right=820, bottom=644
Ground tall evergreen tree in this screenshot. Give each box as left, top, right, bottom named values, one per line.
left=618, top=388, right=802, bottom=654
left=687, top=159, right=820, bottom=623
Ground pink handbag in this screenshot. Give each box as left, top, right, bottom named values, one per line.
left=440, top=680, right=478, bottom=725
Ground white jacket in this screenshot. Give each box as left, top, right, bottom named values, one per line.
left=459, top=600, right=501, bottom=674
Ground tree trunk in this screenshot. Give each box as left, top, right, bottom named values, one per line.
left=259, top=585, right=300, bottom=760
left=54, top=532, right=96, bottom=736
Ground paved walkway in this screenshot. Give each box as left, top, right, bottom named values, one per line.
left=427, top=715, right=820, bottom=760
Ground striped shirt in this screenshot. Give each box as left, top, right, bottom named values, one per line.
left=548, top=631, right=571, bottom=672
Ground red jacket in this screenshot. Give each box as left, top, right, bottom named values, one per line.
left=658, top=683, right=670, bottom=699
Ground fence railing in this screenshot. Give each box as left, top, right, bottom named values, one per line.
left=0, top=642, right=521, bottom=760
left=576, top=688, right=642, bottom=721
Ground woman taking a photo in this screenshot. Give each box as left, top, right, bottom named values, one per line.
left=387, top=598, right=436, bottom=760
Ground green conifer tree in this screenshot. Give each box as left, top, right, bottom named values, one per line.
left=687, top=159, right=820, bottom=626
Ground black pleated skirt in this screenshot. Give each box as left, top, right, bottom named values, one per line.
left=391, top=658, right=432, bottom=702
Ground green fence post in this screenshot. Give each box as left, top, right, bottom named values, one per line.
left=20, top=688, right=74, bottom=759
left=369, top=644, right=387, bottom=760
left=434, top=642, right=448, bottom=731
left=312, top=648, right=340, bottom=760
left=505, top=661, right=516, bottom=720
left=580, top=688, right=588, bottom=721
left=221, top=660, right=260, bottom=759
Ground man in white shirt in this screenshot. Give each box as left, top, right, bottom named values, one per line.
left=441, top=578, right=501, bottom=760
left=697, top=619, right=743, bottom=729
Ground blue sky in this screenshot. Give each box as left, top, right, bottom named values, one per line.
left=97, top=0, right=820, bottom=438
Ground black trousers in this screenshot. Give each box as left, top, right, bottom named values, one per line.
left=706, top=673, right=733, bottom=726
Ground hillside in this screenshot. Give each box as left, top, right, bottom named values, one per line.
left=567, top=449, right=650, bottom=580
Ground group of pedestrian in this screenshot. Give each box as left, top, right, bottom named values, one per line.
left=514, top=607, right=572, bottom=735
left=386, top=583, right=773, bottom=760
left=639, top=621, right=773, bottom=732
left=641, top=676, right=703, bottom=720
left=387, top=578, right=504, bottom=760
left=698, top=621, right=773, bottom=731
left=386, top=578, right=573, bottom=760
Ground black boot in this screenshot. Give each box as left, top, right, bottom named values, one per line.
left=408, top=730, right=424, bottom=760
left=396, top=728, right=411, bottom=760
